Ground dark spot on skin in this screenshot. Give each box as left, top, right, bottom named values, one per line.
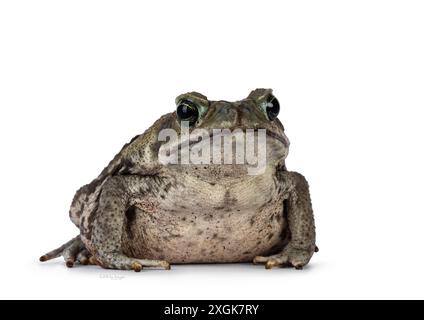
left=259, top=203, right=268, bottom=212
left=119, top=159, right=135, bottom=175
left=138, top=148, right=145, bottom=159
left=235, top=107, right=243, bottom=127
left=150, top=140, right=163, bottom=156
left=182, top=217, right=187, bottom=221
left=250, top=217, right=255, bottom=226
left=267, top=233, right=274, bottom=240
left=212, top=233, right=218, bottom=239
left=213, top=206, right=225, bottom=210
left=125, top=206, right=137, bottom=240
left=163, top=183, right=172, bottom=193
left=222, top=190, right=238, bottom=214
left=275, top=186, right=281, bottom=194
left=77, top=202, right=85, bottom=217
left=80, top=216, right=87, bottom=232
left=283, top=200, right=289, bottom=221
left=160, top=195, right=165, bottom=199
left=152, top=247, right=163, bottom=253
left=243, top=251, right=251, bottom=255
left=209, top=182, right=216, bottom=186
left=197, top=230, right=204, bottom=235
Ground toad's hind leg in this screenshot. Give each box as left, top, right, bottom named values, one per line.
left=91, top=176, right=170, bottom=272
left=40, top=235, right=93, bottom=267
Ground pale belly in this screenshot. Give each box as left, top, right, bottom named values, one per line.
left=121, top=173, right=288, bottom=264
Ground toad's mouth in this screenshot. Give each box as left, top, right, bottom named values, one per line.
left=183, top=129, right=289, bottom=149
left=158, top=128, right=288, bottom=175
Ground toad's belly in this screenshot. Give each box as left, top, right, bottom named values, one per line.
left=121, top=197, right=287, bottom=264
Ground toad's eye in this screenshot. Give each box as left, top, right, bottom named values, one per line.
left=176, top=100, right=199, bottom=126
left=265, top=95, right=280, bottom=121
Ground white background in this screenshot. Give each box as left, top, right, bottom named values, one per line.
left=1, top=0, right=423, bottom=300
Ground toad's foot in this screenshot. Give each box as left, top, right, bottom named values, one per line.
left=253, top=245, right=318, bottom=270
left=95, top=252, right=171, bottom=272
left=39, top=235, right=94, bottom=268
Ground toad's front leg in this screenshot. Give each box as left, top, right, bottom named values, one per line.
left=254, top=171, right=317, bottom=270
left=90, top=176, right=170, bottom=272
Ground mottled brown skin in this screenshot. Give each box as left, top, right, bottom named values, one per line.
left=40, top=89, right=317, bottom=271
